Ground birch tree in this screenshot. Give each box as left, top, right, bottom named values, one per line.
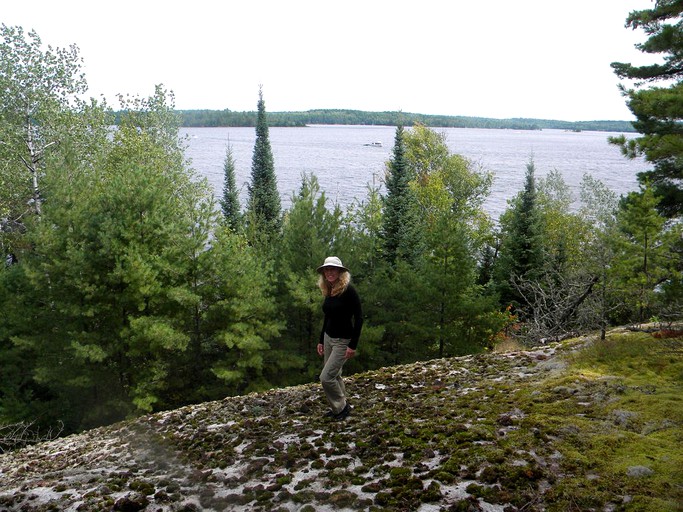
left=0, top=24, right=108, bottom=258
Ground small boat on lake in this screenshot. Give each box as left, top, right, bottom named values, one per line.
left=364, top=141, right=382, bottom=147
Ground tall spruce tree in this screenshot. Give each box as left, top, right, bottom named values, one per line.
left=247, top=86, right=281, bottom=241
left=220, top=141, right=242, bottom=230
left=610, top=1, right=683, bottom=217
left=381, top=125, right=419, bottom=265
left=494, top=159, right=545, bottom=310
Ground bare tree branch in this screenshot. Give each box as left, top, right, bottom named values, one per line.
left=0, top=421, right=64, bottom=453
left=511, top=267, right=600, bottom=343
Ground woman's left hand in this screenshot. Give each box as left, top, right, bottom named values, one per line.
left=345, top=348, right=356, bottom=359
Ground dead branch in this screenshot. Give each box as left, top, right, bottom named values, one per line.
left=511, top=267, right=600, bottom=342
left=0, top=420, right=64, bottom=453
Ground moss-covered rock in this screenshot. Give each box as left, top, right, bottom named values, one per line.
left=0, top=330, right=681, bottom=511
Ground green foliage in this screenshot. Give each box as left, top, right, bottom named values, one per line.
left=0, top=263, right=59, bottom=425
left=2, top=22, right=682, bottom=442
left=614, top=183, right=680, bottom=323
left=579, top=174, right=623, bottom=338
left=494, top=159, right=546, bottom=310
left=0, top=85, right=282, bottom=432
left=220, top=142, right=242, bottom=231
left=537, top=169, right=579, bottom=262
left=362, top=261, right=427, bottom=366
left=409, top=144, right=498, bottom=356
left=610, top=2, right=683, bottom=217
left=11, top=87, right=215, bottom=426
left=367, top=125, right=500, bottom=361
left=521, top=171, right=597, bottom=338
left=272, top=174, right=342, bottom=384
left=200, top=227, right=283, bottom=396
left=381, top=125, right=420, bottom=266
left=0, top=23, right=110, bottom=258
left=338, top=179, right=384, bottom=282
left=247, top=86, right=281, bottom=243
left=492, top=168, right=631, bottom=341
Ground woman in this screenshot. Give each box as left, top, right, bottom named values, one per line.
left=316, top=256, right=363, bottom=421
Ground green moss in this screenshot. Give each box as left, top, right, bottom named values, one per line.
left=129, top=479, right=155, bottom=495
left=254, top=489, right=274, bottom=502
left=465, top=483, right=497, bottom=500
left=421, top=481, right=442, bottom=502
left=291, top=490, right=315, bottom=504
left=275, top=474, right=292, bottom=486
left=2, top=330, right=681, bottom=511
left=373, top=491, right=393, bottom=507
left=515, top=333, right=683, bottom=509
left=388, top=467, right=411, bottom=480
left=361, top=481, right=383, bottom=493
left=293, top=478, right=314, bottom=491
left=327, top=489, right=357, bottom=508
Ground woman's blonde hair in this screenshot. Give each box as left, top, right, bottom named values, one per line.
left=318, top=270, right=351, bottom=297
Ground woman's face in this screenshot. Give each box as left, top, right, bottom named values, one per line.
left=323, top=267, right=341, bottom=283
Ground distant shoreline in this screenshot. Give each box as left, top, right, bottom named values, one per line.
left=171, top=108, right=636, bottom=133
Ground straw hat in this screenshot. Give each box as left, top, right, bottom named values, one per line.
left=316, top=256, right=349, bottom=273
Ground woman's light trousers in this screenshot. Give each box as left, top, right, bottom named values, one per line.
left=320, top=333, right=349, bottom=415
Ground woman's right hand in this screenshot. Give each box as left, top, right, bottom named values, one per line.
left=317, top=343, right=324, bottom=356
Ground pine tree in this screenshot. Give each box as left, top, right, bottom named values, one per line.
left=372, top=125, right=498, bottom=361
left=615, top=183, right=677, bottom=322
left=610, top=2, right=683, bottom=217
left=494, top=159, right=545, bottom=309
left=198, top=226, right=283, bottom=397
left=247, top=86, right=281, bottom=241
left=381, top=125, right=419, bottom=265
left=273, top=174, right=341, bottom=383
left=1, top=85, right=288, bottom=431
left=220, top=141, right=242, bottom=230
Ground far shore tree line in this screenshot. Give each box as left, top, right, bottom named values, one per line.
left=1, top=2, right=682, bottom=440
left=173, top=108, right=636, bottom=132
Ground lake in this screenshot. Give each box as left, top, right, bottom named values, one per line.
left=182, top=125, right=648, bottom=219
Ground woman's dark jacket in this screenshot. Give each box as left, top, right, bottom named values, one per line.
left=319, top=284, right=363, bottom=349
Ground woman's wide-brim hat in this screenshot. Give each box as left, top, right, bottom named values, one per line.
left=317, top=256, right=349, bottom=273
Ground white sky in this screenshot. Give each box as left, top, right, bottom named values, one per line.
left=3, top=0, right=656, bottom=121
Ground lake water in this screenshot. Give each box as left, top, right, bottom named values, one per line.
left=182, top=125, right=648, bottom=219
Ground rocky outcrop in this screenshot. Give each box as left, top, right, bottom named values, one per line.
left=0, top=335, right=680, bottom=511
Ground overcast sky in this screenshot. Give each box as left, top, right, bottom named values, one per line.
left=3, top=0, right=655, bottom=121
